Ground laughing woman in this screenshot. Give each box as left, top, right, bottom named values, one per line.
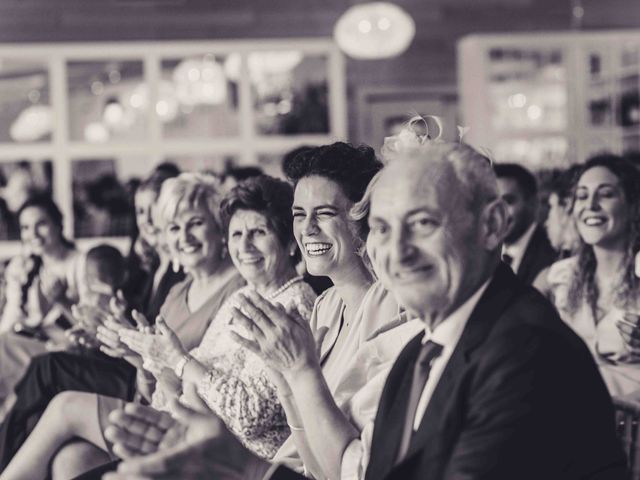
left=229, top=143, right=423, bottom=479
left=535, top=155, right=640, bottom=396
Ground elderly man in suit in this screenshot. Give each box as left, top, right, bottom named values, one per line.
left=104, top=141, right=627, bottom=480
left=494, top=163, right=557, bottom=284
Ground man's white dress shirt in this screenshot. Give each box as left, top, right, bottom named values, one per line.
left=339, top=280, right=490, bottom=480
left=501, top=222, right=537, bottom=274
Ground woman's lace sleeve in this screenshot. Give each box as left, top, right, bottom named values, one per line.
left=195, top=348, right=289, bottom=459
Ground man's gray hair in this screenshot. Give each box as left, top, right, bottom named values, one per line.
left=351, top=140, right=499, bottom=224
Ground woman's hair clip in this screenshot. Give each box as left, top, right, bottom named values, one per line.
left=457, top=126, right=470, bottom=143
left=382, top=114, right=471, bottom=160
left=475, top=146, right=494, bottom=167
left=381, top=114, right=442, bottom=158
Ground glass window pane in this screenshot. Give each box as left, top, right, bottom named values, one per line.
left=0, top=159, right=53, bottom=240
left=72, top=157, right=151, bottom=238
left=487, top=48, right=567, bottom=133
left=494, top=136, right=569, bottom=169
left=68, top=61, right=147, bottom=143
left=257, top=153, right=287, bottom=179
left=166, top=154, right=238, bottom=176
left=250, top=52, right=329, bottom=135
left=0, top=60, right=50, bottom=143
left=161, top=54, right=239, bottom=139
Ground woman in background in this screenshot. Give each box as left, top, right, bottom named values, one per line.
left=0, top=196, right=80, bottom=408
left=0, top=195, right=79, bottom=334
left=0, top=169, right=183, bottom=474
left=536, top=155, right=640, bottom=396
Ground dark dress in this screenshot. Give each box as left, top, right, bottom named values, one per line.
left=0, top=264, right=185, bottom=470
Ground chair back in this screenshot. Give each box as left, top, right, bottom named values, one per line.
left=614, top=396, right=640, bottom=480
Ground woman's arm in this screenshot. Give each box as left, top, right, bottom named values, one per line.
left=231, top=292, right=360, bottom=479
left=285, top=364, right=359, bottom=478
left=268, top=368, right=325, bottom=479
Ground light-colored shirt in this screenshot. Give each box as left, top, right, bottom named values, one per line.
left=271, top=283, right=422, bottom=476
left=340, top=280, right=490, bottom=480
left=502, top=222, right=537, bottom=274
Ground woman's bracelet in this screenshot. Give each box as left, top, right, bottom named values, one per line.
left=287, top=422, right=304, bottom=431
left=174, top=353, right=192, bottom=379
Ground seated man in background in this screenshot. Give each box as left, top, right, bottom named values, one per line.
left=105, top=131, right=627, bottom=480
left=495, top=163, right=557, bottom=284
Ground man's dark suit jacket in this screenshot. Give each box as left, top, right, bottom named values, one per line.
left=515, top=224, right=557, bottom=285
left=272, top=264, right=628, bottom=480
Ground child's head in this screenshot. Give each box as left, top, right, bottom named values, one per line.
left=81, top=245, right=128, bottom=309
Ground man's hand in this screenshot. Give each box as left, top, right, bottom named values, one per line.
left=104, top=403, right=177, bottom=459
left=105, top=399, right=227, bottom=460
left=103, top=433, right=256, bottom=480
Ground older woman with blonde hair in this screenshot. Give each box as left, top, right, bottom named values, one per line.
left=0, top=172, right=244, bottom=480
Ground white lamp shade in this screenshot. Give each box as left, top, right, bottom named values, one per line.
left=10, top=105, right=52, bottom=142
left=334, top=2, right=415, bottom=60
left=173, top=57, right=227, bottom=106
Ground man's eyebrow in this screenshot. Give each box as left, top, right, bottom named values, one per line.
left=293, top=204, right=338, bottom=210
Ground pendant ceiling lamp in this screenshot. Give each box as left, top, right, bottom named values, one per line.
left=334, top=2, right=415, bottom=60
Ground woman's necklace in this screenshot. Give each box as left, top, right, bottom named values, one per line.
left=265, top=275, right=304, bottom=301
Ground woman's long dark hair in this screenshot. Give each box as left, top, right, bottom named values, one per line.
left=567, top=155, right=640, bottom=316
left=17, top=195, right=73, bottom=250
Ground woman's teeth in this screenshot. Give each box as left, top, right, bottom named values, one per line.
left=240, top=257, right=262, bottom=264
left=305, top=242, right=332, bottom=256
left=584, top=217, right=606, bottom=226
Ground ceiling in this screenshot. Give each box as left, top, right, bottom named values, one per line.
left=0, top=0, right=636, bottom=44
left=0, top=0, right=637, bottom=140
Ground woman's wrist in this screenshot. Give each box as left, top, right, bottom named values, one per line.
left=137, top=368, right=155, bottom=384
left=174, top=353, right=193, bottom=379
left=283, top=359, right=322, bottom=387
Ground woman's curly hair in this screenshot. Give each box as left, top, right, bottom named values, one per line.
left=283, top=142, right=382, bottom=241
left=567, top=154, right=640, bottom=315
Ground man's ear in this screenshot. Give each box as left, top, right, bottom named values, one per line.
left=479, top=198, right=508, bottom=251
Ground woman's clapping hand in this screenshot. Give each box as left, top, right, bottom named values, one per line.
left=119, top=316, right=187, bottom=371
left=229, top=291, right=320, bottom=379
left=616, top=312, right=640, bottom=361
left=96, top=294, right=149, bottom=368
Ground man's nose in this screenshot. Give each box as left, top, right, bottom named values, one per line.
left=389, top=227, right=414, bottom=263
